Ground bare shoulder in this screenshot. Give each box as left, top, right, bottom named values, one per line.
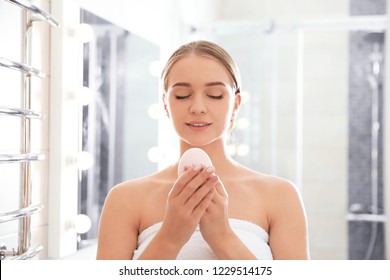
left=237, top=165, right=298, bottom=196
left=105, top=171, right=169, bottom=212
left=108, top=176, right=154, bottom=200
left=235, top=166, right=304, bottom=216
left=106, top=176, right=147, bottom=204
left=96, top=170, right=171, bottom=259
left=258, top=173, right=300, bottom=200
left=248, top=173, right=309, bottom=259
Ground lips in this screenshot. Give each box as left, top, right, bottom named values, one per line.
left=186, top=121, right=211, bottom=131
left=186, top=121, right=211, bottom=127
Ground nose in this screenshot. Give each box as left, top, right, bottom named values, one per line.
left=189, top=95, right=207, bottom=114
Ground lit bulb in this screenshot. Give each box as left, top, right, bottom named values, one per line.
left=148, top=147, right=162, bottom=163
left=237, top=144, right=250, bottom=157
left=77, top=86, right=93, bottom=106
left=236, top=117, right=250, bottom=130
left=77, top=23, right=94, bottom=43
left=149, top=61, right=162, bottom=77
left=74, top=214, right=92, bottom=234
left=76, top=151, right=93, bottom=170
left=68, top=86, right=93, bottom=106
left=148, top=103, right=164, bottom=119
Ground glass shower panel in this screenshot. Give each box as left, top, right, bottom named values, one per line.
left=217, top=30, right=349, bottom=259
left=193, top=18, right=385, bottom=259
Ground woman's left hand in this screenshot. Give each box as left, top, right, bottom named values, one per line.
left=199, top=176, right=258, bottom=260
left=199, top=176, right=233, bottom=248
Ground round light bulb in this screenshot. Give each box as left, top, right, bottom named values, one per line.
left=74, top=214, right=92, bottom=234
left=236, top=117, right=250, bottom=130
left=78, top=23, right=94, bottom=43
left=148, top=103, right=164, bottom=119
left=148, top=147, right=162, bottom=163
left=76, top=151, right=93, bottom=170
left=237, top=143, right=250, bottom=157
left=78, top=86, right=93, bottom=106
left=148, top=60, right=162, bottom=77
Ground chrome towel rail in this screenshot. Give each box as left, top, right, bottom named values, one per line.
left=0, top=57, right=46, bottom=78
left=0, top=243, right=43, bottom=259
left=0, top=242, right=16, bottom=260
left=4, top=0, right=59, bottom=27
left=0, top=204, right=44, bottom=223
left=0, top=153, right=45, bottom=163
left=346, top=213, right=387, bottom=223
left=0, top=0, right=59, bottom=260
left=0, top=106, right=44, bottom=119
left=12, top=244, right=43, bottom=260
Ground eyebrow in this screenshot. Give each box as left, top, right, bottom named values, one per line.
left=171, top=81, right=227, bottom=88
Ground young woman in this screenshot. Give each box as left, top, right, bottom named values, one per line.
left=96, top=40, right=309, bottom=260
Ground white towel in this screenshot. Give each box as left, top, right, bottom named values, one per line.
left=132, top=218, right=273, bottom=260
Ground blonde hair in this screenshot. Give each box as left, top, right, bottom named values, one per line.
left=161, top=40, right=241, bottom=94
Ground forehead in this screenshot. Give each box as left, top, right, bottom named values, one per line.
left=167, top=55, right=232, bottom=86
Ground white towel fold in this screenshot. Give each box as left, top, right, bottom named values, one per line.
left=132, top=218, right=273, bottom=260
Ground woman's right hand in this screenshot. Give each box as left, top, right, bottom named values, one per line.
left=158, top=165, right=217, bottom=250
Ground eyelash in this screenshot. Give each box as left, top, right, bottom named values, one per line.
left=209, top=95, right=224, bottom=100
left=175, top=95, right=224, bottom=100
left=175, top=95, right=190, bottom=100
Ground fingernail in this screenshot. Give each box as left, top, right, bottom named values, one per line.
left=184, top=165, right=190, bottom=171
left=206, top=166, right=215, bottom=173
left=194, top=165, right=202, bottom=172
left=210, top=175, right=218, bottom=182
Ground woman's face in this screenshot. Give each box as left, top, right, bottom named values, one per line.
left=164, top=54, right=241, bottom=147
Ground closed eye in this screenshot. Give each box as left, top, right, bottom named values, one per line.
left=208, top=95, right=224, bottom=100
left=175, top=95, right=191, bottom=100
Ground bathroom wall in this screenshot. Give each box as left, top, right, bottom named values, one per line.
left=0, top=0, right=387, bottom=260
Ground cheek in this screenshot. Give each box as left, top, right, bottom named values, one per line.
left=216, top=103, right=234, bottom=126
left=166, top=100, right=185, bottom=121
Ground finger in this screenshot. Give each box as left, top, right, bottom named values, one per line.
left=169, top=165, right=202, bottom=197
left=214, top=177, right=228, bottom=197
left=179, top=166, right=215, bottom=202
left=185, top=175, right=218, bottom=209
left=191, top=188, right=215, bottom=219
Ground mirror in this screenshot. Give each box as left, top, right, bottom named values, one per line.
left=78, top=9, right=159, bottom=246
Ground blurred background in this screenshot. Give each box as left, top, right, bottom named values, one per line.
left=0, top=0, right=389, bottom=260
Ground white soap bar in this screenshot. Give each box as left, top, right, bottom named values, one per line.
left=178, top=148, right=213, bottom=176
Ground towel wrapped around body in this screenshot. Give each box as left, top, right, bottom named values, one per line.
left=132, top=218, right=273, bottom=260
